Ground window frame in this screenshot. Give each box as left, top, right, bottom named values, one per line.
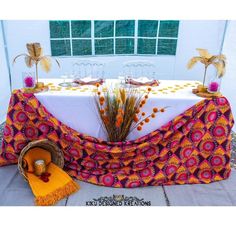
left=49, top=20, right=179, bottom=57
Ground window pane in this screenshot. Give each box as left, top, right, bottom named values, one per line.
left=71, top=21, right=91, bottom=38
left=137, top=38, right=156, bottom=54
left=138, top=20, right=158, bottom=37
left=157, top=39, right=177, bottom=55
left=50, top=40, right=71, bottom=56
left=50, top=21, right=70, bottom=38
left=72, top=40, right=92, bottom=56
left=116, top=38, right=134, bottom=54
left=116, top=20, right=135, bottom=37
left=159, top=21, right=179, bottom=37
left=95, top=21, right=114, bottom=38
left=95, top=39, right=114, bottom=55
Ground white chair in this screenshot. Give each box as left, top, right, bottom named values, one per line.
left=72, top=60, right=105, bottom=79
left=122, top=60, right=157, bottom=80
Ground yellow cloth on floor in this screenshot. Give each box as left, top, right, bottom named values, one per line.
left=23, top=147, right=80, bottom=206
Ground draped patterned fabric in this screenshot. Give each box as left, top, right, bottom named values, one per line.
left=0, top=90, right=234, bottom=187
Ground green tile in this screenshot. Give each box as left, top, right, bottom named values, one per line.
left=116, top=38, right=134, bottom=54
left=49, top=21, right=70, bottom=38
left=71, top=21, right=91, bottom=38
left=137, top=38, right=156, bottom=54
left=95, top=39, right=114, bottom=55
left=138, top=20, right=158, bottom=37
left=72, top=39, right=92, bottom=56
left=50, top=40, right=71, bottom=56
left=159, top=21, right=179, bottom=37
left=116, top=20, right=135, bottom=36
left=95, top=21, right=114, bottom=38
left=157, top=39, right=177, bottom=55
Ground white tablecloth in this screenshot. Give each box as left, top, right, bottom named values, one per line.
left=35, top=79, right=203, bottom=141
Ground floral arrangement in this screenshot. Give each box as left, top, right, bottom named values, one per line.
left=187, top=48, right=226, bottom=92
left=95, top=83, right=167, bottom=142
left=208, top=81, right=219, bottom=93
left=23, top=76, right=35, bottom=88
left=13, top=43, right=60, bottom=86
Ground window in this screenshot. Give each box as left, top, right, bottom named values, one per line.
left=49, top=20, right=179, bottom=56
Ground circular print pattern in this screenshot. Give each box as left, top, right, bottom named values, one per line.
left=127, top=180, right=141, bottom=188
left=186, top=156, right=199, bottom=168
left=180, top=146, right=193, bottom=159
left=201, top=140, right=215, bottom=152
left=176, top=172, right=188, bottom=181
left=199, top=169, right=213, bottom=180
left=14, top=111, right=28, bottom=123
left=23, top=126, right=38, bottom=139
left=210, top=155, right=225, bottom=167
left=165, top=164, right=178, bottom=176
left=102, top=174, right=115, bottom=187
left=217, top=97, right=227, bottom=106
left=14, top=140, right=27, bottom=152
left=212, top=125, right=226, bottom=138
left=38, top=122, right=50, bottom=134
left=191, top=130, right=204, bottom=142
left=82, top=160, right=97, bottom=169
left=140, top=167, right=153, bottom=178
left=206, top=111, right=217, bottom=122
left=3, top=125, right=13, bottom=137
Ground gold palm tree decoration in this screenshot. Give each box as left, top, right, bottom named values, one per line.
left=13, top=43, right=60, bottom=85
left=187, top=48, right=226, bottom=87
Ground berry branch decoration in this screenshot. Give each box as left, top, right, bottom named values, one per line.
left=94, top=83, right=167, bottom=142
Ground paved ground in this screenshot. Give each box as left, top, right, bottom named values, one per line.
left=1, top=164, right=236, bottom=206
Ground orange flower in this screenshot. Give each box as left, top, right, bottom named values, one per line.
left=153, top=108, right=158, bottom=113
left=141, top=100, right=146, bottom=105
left=151, top=113, right=155, bottom=118
left=96, top=83, right=100, bottom=87
left=99, top=96, right=105, bottom=102
left=145, top=118, right=150, bottom=123
left=97, top=91, right=101, bottom=96
left=140, top=121, right=144, bottom=126
left=135, top=108, right=140, bottom=114
left=133, top=115, right=139, bottom=122
left=100, top=109, right=105, bottom=114
left=145, top=95, right=148, bottom=99
left=137, top=126, right=142, bottom=131
left=147, top=87, right=152, bottom=92
left=139, top=104, right=143, bottom=108
left=116, top=121, right=121, bottom=128
left=100, top=101, right=104, bottom=106
left=160, top=108, right=165, bottom=112
left=141, top=112, right=145, bottom=116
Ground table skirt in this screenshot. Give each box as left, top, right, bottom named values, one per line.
left=0, top=90, right=234, bottom=188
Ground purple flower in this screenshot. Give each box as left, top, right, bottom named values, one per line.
left=209, top=82, right=219, bottom=92
left=24, top=76, right=34, bottom=88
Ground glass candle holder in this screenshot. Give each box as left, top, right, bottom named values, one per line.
left=22, top=72, right=36, bottom=88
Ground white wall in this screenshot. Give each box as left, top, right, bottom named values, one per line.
left=221, top=21, right=236, bottom=131
left=0, top=22, right=11, bottom=123
left=3, top=20, right=226, bottom=89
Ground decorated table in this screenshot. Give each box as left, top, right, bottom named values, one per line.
left=0, top=79, right=234, bottom=188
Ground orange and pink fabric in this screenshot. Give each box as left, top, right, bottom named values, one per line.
left=0, top=90, right=234, bottom=187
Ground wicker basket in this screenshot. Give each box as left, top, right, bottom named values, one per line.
left=18, top=139, right=64, bottom=181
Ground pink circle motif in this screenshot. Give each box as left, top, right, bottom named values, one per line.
left=207, top=111, right=217, bottom=122
left=174, top=121, right=184, bottom=130
left=186, top=121, right=195, bottom=131
left=217, top=97, right=227, bottom=106
left=176, top=173, right=188, bottom=181
left=213, top=126, right=225, bottom=137
left=186, top=157, right=197, bottom=168
left=127, top=181, right=141, bottom=188
left=109, top=162, right=120, bottom=169
left=80, top=171, right=90, bottom=179
left=145, top=147, right=156, bottom=157
left=140, top=168, right=152, bottom=178
left=102, top=174, right=115, bottom=187
left=38, top=123, right=50, bottom=134
left=136, top=161, right=148, bottom=169
left=69, top=148, right=81, bottom=157
left=3, top=125, right=12, bottom=136
left=16, top=111, right=27, bottom=123
left=24, top=104, right=35, bottom=113
left=25, top=126, right=37, bottom=138
left=202, top=141, right=215, bottom=152
left=200, top=170, right=212, bottom=180
left=83, top=160, right=96, bottom=169
left=6, top=153, right=16, bottom=160
left=210, top=156, right=223, bottom=167
left=191, top=130, right=203, bottom=142
left=14, top=141, right=26, bottom=152
left=165, top=165, right=178, bottom=176
left=182, top=147, right=193, bottom=158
